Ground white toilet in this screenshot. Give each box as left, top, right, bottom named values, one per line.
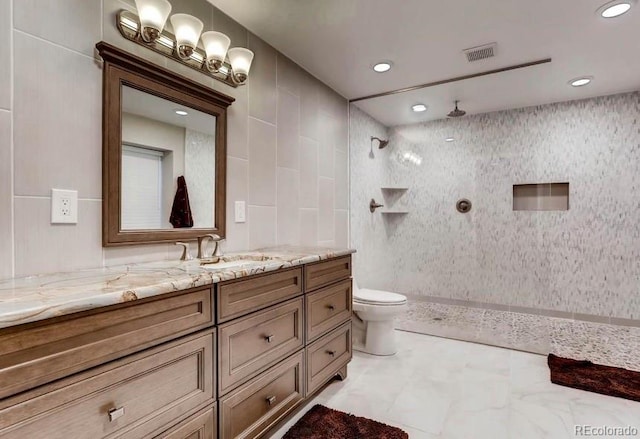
left=352, top=280, right=407, bottom=356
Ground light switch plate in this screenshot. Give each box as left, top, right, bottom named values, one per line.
left=235, top=201, right=246, bottom=223
left=51, top=189, right=78, bottom=224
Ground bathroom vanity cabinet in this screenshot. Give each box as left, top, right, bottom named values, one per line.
left=0, top=254, right=353, bottom=439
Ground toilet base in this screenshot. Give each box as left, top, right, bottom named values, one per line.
left=352, top=318, right=398, bottom=356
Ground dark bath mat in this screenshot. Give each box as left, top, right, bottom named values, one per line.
left=283, top=404, right=408, bottom=439
left=548, top=354, right=640, bottom=402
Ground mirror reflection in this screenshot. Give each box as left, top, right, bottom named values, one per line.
left=121, top=86, right=216, bottom=230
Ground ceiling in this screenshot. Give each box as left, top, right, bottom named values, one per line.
left=122, top=86, right=216, bottom=135
left=208, top=0, right=640, bottom=126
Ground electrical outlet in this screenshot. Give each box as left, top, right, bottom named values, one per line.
left=51, top=189, right=78, bottom=224
left=235, top=201, right=246, bottom=223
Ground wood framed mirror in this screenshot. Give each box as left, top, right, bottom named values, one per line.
left=97, top=42, right=234, bottom=246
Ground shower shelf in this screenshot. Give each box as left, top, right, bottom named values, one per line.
left=381, top=187, right=409, bottom=191
left=381, top=211, right=409, bottom=214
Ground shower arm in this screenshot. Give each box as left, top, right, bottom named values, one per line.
left=369, top=199, right=384, bottom=213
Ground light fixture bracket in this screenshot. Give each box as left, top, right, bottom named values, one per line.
left=116, top=9, right=240, bottom=88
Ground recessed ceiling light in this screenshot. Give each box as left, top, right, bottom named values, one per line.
left=445, top=137, right=455, bottom=142
left=373, top=62, right=392, bottom=73
left=569, top=76, right=593, bottom=87
left=598, top=0, right=634, bottom=17
left=175, top=109, right=188, bottom=116
left=412, top=104, right=427, bottom=112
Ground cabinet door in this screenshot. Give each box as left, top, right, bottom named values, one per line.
left=219, top=351, right=304, bottom=439
left=0, top=330, right=215, bottom=439
left=218, top=298, right=304, bottom=395
left=157, top=405, right=217, bottom=439
left=305, top=279, right=352, bottom=342
left=0, top=287, right=214, bottom=399
left=306, top=321, right=352, bottom=394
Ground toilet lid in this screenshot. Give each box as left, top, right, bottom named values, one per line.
left=354, top=288, right=407, bottom=305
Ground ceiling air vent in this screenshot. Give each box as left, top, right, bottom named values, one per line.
left=463, top=43, right=497, bottom=62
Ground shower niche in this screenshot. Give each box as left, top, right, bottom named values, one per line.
left=513, top=182, right=569, bottom=211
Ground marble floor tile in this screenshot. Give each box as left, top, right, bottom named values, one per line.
left=267, top=331, right=640, bottom=438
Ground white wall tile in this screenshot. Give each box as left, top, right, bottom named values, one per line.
left=248, top=117, right=277, bottom=206
left=300, top=137, right=319, bottom=209
left=277, top=167, right=300, bottom=245
left=14, top=32, right=102, bottom=198
left=319, top=111, right=339, bottom=178
left=335, top=209, right=349, bottom=248
left=0, top=112, right=11, bottom=278
left=300, top=72, right=319, bottom=141
left=248, top=205, right=276, bottom=249
left=226, top=156, right=249, bottom=251
left=335, top=150, right=348, bottom=209
left=104, top=244, right=170, bottom=267
left=14, top=198, right=103, bottom=276
left=318, top=177, right=335, bottom=241
left=277, top=54, right=302, bottom=97
left=277, top=89, right=300, bottom=169
left=247, top=34, right=277, bottom=125
left=0, top=0, right=10, bottom=110
left=300, top=208, right=318, bottom=246
left=14, top=0, right=102, bottom=57
left=227, top=84, right=249, bottom=160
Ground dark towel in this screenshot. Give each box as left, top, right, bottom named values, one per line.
left=169, top=176, right=194, bottom=228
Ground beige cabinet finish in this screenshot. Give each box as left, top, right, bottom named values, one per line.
left=0, top=287, right=214, bottom=400
left=0, top=255, right=353, bottom=439
left=305, top=279, right=352, bottom=342
left=304, top=256, right=352, bottom=292
left=219, top=351, right=305, bottom=439
left=218, top=267, right=303, bottom=322
left=0, top=331, right=215, bottom=439
left=157, top=405, right=217, bottom=439
left=218, top=297, right=304, bottom=395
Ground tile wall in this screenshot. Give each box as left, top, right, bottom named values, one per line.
left=0, top=0, right=349, bottom=278
left=350, top=92, right=640, bottom=321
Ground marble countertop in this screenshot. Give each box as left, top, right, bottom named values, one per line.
left=0, top=246, right=355, bottom=329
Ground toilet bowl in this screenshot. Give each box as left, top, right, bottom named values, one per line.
left=352, top=281, right=407, bottom=356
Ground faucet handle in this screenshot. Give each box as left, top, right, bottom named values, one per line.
left=197, top=234, right=223, bottom=259
left=175, top=242, right=193, bottom=261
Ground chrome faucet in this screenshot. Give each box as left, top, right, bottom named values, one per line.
left=197, top=234, right=223, bottom=259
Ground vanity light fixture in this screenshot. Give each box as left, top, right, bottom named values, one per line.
left=134, top=0, right=172, bottom=43
left=597, top=0, right=635, bottom=17
left=569, top=76, right=593, bottom=87
left=175, top=109, right=188, bottom=116
left=170, top=14, right=204, bottom=60
left=116, top=3, right=254, bottom=87
left=373, top=62, right=392, bottom=73
left=201, top=31, right=231, bottom=73
left=412, top=104, right=427, bottom=112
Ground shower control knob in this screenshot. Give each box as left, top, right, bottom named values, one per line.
left=456, top=199, right=472, bottom=213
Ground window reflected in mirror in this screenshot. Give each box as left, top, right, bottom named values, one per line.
left=120, top=86, right=216, bottom=230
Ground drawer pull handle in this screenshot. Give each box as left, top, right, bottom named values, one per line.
left=108, top=406, right=125, bottom=422
left=326, top=350, right=336, bottom=357
left=266, top=395, right=277, bottom=406
left=326, top=304, right=335, bottom=311
left=265, top=334, right=274, bottom=343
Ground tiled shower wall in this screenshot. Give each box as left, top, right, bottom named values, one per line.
left=350, top=92, right=640, bottom=321
left=0, top=0, right=349, bottom=279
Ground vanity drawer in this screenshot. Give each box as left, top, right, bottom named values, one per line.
left=306, top=321, right=352, bottom=395
left=306, top=279, right=352, bottom=342
left=0, top=330, right=215, bottom=439
left=304, top=256, right=351, bottom=292
left=218, top=267, right=303, bottom=322
left=157, top=404, right=217, bottom=439
left=219, top=351, right=305, bottom=439
left=0, top=287, right=214, bottom=399
left=219, top=297, right=304, bottom=395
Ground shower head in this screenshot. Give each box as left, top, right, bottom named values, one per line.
left=371, top=136, right=389, bottom=149
left=447, top=100, right=467, bottom=118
